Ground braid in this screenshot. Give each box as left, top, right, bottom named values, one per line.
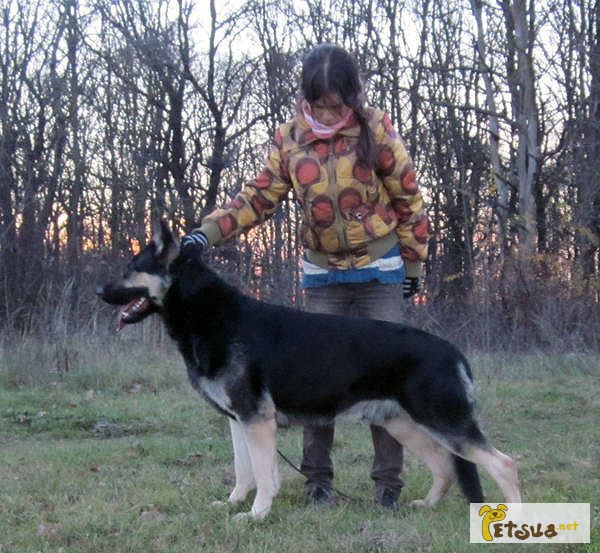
left=354, top=105, right=376, bottom=170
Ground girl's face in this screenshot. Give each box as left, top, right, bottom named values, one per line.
left=310, top=92, right=348, bottom=125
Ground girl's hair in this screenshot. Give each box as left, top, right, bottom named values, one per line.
left=301, top=44, right=376, bottom=168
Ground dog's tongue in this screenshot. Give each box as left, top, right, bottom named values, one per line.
left=115, top=306, right=130, bottom=332
left=115, top=311, right=126, bottom=332
left=115, top=298, right=148, bottom=332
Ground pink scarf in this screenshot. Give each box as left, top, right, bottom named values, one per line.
left=300, top=99, right=356, bottom=139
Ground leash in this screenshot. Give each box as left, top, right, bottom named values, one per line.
left=276, top=448, right=357, bottom=503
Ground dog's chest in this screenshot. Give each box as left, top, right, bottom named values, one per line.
left=198, top=377, right=232, bottom=413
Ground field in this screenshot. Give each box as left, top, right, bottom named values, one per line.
left=1, top=333, right=598, bottom=552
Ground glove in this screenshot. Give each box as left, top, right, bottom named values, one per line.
left=180, top=230, right=208, bottom=259
left=403, top=276, right=419, bottom=299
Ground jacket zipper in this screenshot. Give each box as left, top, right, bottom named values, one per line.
left=327, top=139, right=350, bottom=262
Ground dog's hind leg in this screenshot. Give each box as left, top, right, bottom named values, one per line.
left=227, top=418, right=256, bottom=503
left=382, top=418, right=455, bottom=508
left=234, top=417, right=280, bottom=521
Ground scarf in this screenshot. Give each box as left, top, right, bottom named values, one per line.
left=300, top=99, right=356, bottom=139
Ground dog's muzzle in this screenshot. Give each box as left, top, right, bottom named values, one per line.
left=97, top=283, right=157, bottom=331
left=96, top=284, right=149, bottom=305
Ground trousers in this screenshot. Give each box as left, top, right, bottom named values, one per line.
left=300, top=281, right=405, bottom=493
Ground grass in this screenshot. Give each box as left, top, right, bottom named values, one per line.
left=0, top=334, right=598, bottom=552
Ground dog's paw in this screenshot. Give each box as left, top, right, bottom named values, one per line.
left=228, top=485, right=255, bottom=504
left=408, top=499, right=430, bottom=509
left=232, top=505, right=271, bottom=523
left=232, top=511, right=252, bottom=524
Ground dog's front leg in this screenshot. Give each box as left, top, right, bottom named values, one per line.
left=234, top=417, right=279, bottom=522
left=227, top=418, right=256, bottom=503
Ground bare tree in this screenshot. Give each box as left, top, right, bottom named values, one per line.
left=0, top=0, right=69, bottom=322
left=577, top=0, right=600, bottom=280
left=502, top=0, right=539, bottom=260
left=470, top=0, right=510, bottom=258
left=180, top=0, right=267, bottom=219
left=0, top=0, right=597, bottom=343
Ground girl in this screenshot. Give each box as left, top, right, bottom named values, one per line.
left=182, top=44, right=429, bottom=509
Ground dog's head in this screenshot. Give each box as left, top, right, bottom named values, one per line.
left=96, top=220, right=179, bottom=331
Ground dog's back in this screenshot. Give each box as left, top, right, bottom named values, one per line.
left=166, top=261, right=468, bottom=423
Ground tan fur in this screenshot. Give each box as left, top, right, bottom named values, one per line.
left=232, top=417, right=280, bottom=521
left=227, top=419, right=256, bottom=504
left=121, top=233, right=178, bottom=306
left=126, top=272, right=167, bottom=305
left=382, top=418, right=455, bottom=507
left=222, top=413, right=520, bottom=519
left=460, top=446, right=521, bottom=503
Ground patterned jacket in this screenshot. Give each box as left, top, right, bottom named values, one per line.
left=197, top=107, right=429, bottom=277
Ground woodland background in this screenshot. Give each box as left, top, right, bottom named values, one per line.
left=1, top=0, right=599, bottom=352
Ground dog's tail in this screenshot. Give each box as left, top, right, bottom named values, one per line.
left=454, top=455, right=484, bottom=503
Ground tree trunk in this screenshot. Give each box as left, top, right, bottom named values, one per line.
left=509, top=0, right=539, bottom=259
left=470, top=0, right=509, bottom=259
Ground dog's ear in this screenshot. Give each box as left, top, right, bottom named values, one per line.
left=153, top=220, right=171, bottom=254
left=152, top=220, right=179, bottom=266
left=159, top=219, right=174, bottom=245
left=478, top=505, right=491, bottom=516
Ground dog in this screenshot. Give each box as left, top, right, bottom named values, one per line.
left=96, top=221, right=521, bottom=521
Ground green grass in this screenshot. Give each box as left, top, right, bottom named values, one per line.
left=0, top=342, right=598, bottom=552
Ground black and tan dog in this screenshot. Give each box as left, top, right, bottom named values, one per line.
left=97, top=222, right=521, bottom=521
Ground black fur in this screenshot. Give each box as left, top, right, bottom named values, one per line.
left=454, top=456, right=485, bottom=503
left=168, top=257, right=472, bottom=427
